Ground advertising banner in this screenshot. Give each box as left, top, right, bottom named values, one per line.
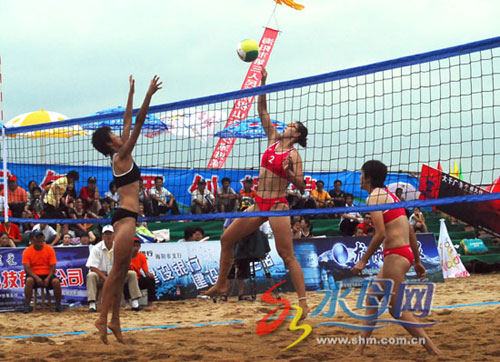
left=0, top=246, right=89, bottom=312
left=419, top=164, right=500, bottom=237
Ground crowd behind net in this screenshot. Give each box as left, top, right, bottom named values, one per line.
left=3, top=36, right=500, bottom=232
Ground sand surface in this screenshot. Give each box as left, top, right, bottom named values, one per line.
left=0, top=273, right=499, bottom=361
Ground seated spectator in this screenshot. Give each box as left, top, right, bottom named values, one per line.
left=180, top=226, right=196, bottom=242
left=0, top=212, right=22, bottom=245
left=286, top=181, right=315, bottom=210
left=395, top=187, right=412, bottom=218
left=43, top=170, right=79, bottom=235
left=128, top=238, right=156, bottom=304
left=339, top=193, right=362, bottom=236
left=85, top=225, right=141, bottom=312
left=149, top=176, right=180, bottom=216
left=98, top=198, right=114, bottom=219
left=366, top=227, right=375, bottom=236
left=413, top=221, right=426, bottom=234
left=27, top=180, right=39, bottom=199
left=409, top=207, right=428, bottom=232
left=60, top=233, right=73, bottom=247
left=191, top=179, right=215, bottom=214
left=239, top=178, right=257, bottom=207
left=328, top=179, right=346, bottom=218
left=79, top=176, right=101, bottom=214
left=79, top=232, right=91, bottom=246
left=22, top=230, right=62, bottom=313
left=104, top=181, right=120, bottom=209
left=193, top=227, right=206, bottom=241
left=311, top=180, right=332, bottom=209
left=23, top=186, right=44, bottom=218
left=216, top=177, right=238, bottom=213
left=354, top=226, right=366, bottom=237
left=139, top=179, right=154, bottom=216
left=1, top=175, right=28, bottom=218
left=291, top=219, right=302, bottom=239
left=300, top=217, right=313, bottom=238
left=136, top=203, right=156, bottom=243
left=69, top=198, right=99, bottom=242
left=0, top=231, right=15, bottom=247
left=32, top=221, right=61, bottom=246
left=356, top=213, right=374, bottom=235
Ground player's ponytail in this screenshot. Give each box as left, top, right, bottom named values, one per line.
left=295, top=121, right=308, bottom=148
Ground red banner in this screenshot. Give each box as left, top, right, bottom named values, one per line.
left=206, top=27, right=279, bottom=169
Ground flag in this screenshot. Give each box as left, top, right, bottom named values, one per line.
left=459, top=162, right=463, bottom=180
left=450, top=160, right=460, bottom=178
left=437, top=161, right=443, bottom=171
left=161, top=109, right=226, bottom=144
left=437, top=219, right=469, bottom=278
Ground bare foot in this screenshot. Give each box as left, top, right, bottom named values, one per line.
left=424, top=339, right=442, bottom=355
left=94, top=318, right=108, bottom=345
left=108, top=320, right=124, bottom=344
left=299, top=299, right=310, bottom=321
left=353, top=344, right=365, bottom=355
left=202, top=281, right=229, bottom=298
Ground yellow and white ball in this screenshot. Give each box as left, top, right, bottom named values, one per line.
left=237, top=39, right=260, bottom=62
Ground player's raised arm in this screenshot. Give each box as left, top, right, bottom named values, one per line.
left=258, top=67, right=279, bottom=144
left=120, top=75, right=162, bottom=157
left=121, top=75, right=135, bottom=144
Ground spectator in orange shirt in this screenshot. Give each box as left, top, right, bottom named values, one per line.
left=22, top=230, right=62, bottom=313
left=128, top=238, right=156, bottom=304
left=239, top=178, right=257, bottom=208
left=311, top=180, right=332, bottom=208
left=2, top=175, right=28, bottom=218
left=0, top=210, right=22, bottom=245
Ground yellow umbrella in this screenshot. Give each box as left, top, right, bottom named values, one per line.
left=5, top=109, right=85, bottom=138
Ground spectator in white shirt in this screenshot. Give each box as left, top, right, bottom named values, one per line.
left=191, top=179, right=215, bottom=214
left=339, top=193, right=362, bottom=236
left=32, top=223, right=61, bottom=246
left=216, top=177, right=238, bottom=212
left=104, top=181, right=120, bottom=209
left=85, top=225, right=142, bottom=313
left=149, top=176, right=180, bottom=216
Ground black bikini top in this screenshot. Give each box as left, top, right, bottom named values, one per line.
left=112, top=154, right=141, bottom=189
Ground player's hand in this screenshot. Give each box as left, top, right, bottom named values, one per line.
left=414, top=261, right=426, bottom=281
left=129, top=75, right=135, bottom=93
left=351, top=260, right=367, bottom=275
left=283, top=155, right=293, bottom=173
left=148, top=75, right=163, bottom=95
left=261, top=67, right=268, bottom=84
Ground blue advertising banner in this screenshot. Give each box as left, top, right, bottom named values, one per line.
left=140, top=233, right=442, bottom=300
left=6, top=162, right=418, bottom=214
left=0, top=246, right=89, bottom=312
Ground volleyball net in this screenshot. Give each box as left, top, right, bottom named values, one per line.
left=2, top=36, right=500, bottom=236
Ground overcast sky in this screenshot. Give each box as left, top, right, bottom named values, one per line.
left=1, top=0, right=499, bottom=121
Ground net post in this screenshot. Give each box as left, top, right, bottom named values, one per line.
left=0, top=55, right=7, bottom=222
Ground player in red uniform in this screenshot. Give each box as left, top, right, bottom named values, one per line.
left=204, top=67, right=310, bottom=318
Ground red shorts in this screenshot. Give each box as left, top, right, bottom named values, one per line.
left=255, top=194, right=289, bottom=212
left=383, top=244, right=414, bottom=265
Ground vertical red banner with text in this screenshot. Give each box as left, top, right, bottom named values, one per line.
left=206, top=27, right=279, bottom=169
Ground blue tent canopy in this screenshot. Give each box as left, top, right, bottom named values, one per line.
left=215, top=117, right=285, bottom=139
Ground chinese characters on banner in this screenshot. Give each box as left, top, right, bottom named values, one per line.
left=207, top=27, right=279, bottom=169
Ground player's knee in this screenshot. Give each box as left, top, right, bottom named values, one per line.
left=25, top=277, right=35, bottom=288
left=277, top=248, right=295, bottom=267
left=51, top=278, right=60, bottom=287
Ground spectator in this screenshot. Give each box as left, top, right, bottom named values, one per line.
left=27, top=180, right=39, bottom=199
left=0, top=211, right=22, bottom=245
left=216, top=177, right=238, bottom=213
left=328, top=179, right=346, bottom=218
left=1, top=175, right=28, bottom=218
left=311, top=180, right=332, bottom=209
left=104, top=181, right=120, bottom=209
left=69, top=198, right=99, bottom=242
left=0, top=231, right=15, bottom=247
left=79, top=176, right=101, bottom=214
left=22, top=230, right=62, bottom=313
left=286, top=180, right=315, bottom=210
left=79, top=233, right=91, bottom=246
left=354, top=226, right=366, bottom=237
left=149, top=176, right=180, bottom=216
left=300, top=217, right=313, bottom=238
left=60, top=233, right=73, bottom=247
left=128, top=238, right=156, bottom=304
left=366, top=227, right=375, bottom=236
left=181, top=226, right=196, bottom=242
left=356, top=214, right=374, bottom=235
left=32, top=221, right=61, bottom=246
left=395, top=187, right=405, bottom=201
left=43, top=170, right=79, bottom=234
left=413, top=221, right=426, bottom=234
left=136, top=203, right=156, bottom=243
left=239, top=178, right=257, bottom=207
left=339, top=193, right=362, bottom=236
left=139, top=179, right=154, bottom=216
left=409, top=207, right=428, bottom=233
left=22, top=186, right=44, bottom=230
left=193, top=227, right=205, bottom=241
left=98, top=199, right=114, bottom=219
left=191, top=179, right=215, bottom=214
left=291, top=219, right=302, bottom=239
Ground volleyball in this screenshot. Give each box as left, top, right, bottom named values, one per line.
left=237, top=39, right=259, bottom=62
